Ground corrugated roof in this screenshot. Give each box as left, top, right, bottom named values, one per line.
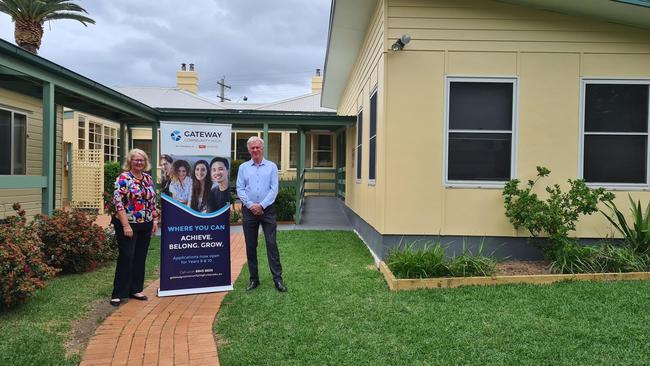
left=113, top=86, right=226, bottom=109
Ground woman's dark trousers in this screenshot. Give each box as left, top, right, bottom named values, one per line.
left=112, top=220, right=153, bottom=299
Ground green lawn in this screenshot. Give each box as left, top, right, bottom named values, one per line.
left=215, top=231, right=650, bottom=366
left=0, top=237, right=161, bottom=366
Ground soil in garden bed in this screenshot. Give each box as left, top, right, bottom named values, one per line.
left=494, top=260, right=551, bottom=276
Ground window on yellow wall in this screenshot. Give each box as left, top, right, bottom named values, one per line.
left=356, top=110, right=363, bottom=181
left=313, top=134, right=333, bottom=168
left=268, top=132, right=282, bottom=168
left=582, top=81, right=649, bottom=185
left=445, top=78, right=516, bottom=184
left=369, top=90, right=377, bottom=182
left=78, top=115, right=86, bottom=149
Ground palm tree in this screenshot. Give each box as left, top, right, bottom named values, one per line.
left=0, top=0, right=95, bottom=54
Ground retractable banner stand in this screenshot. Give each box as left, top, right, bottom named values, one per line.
left=158, top=122, right=233, bottom=296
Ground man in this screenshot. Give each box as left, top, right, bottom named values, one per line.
left=236, top=136, right=287, bottom=292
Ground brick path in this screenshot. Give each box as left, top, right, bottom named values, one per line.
left=80, top=232, right=247, bottom=366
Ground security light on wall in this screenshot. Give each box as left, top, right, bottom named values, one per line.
left=391, top=34, right=411, bottom=51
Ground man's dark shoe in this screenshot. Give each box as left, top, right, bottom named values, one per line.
left=274, top=280, right=288, bottom=292
left=246, top=280, right=259, bottom=291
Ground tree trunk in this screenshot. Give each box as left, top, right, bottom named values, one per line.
left=14, top=19, right=43, bottom=54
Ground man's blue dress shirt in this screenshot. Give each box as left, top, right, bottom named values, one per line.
left=236, top=158, right=279, bottom=209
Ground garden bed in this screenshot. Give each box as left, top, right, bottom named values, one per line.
left=378, top=261, right=650, bottom=291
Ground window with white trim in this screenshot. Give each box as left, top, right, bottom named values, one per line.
left=0, top=108, right=27, bottom=175
left=356, top=110, right=363, bottom=181
left=445, top=78, right=516, bottom=184
left=78, top=115, right=86, bottom=149
left=582, top=81, right=649, bottom=185
left=312, top=134, right=333, bottom=168
left=369, top=90, right=377, bottom=182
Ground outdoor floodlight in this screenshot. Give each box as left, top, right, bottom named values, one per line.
left=391, top=34, right=411, bottom=51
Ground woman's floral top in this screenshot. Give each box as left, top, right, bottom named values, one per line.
left=113, top=171, right=158, bottom=223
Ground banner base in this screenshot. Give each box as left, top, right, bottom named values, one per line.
left=157, top=285, right=234, bottom=297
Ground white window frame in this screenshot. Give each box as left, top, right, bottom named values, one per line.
left=0, top=107, right=27, bottom=175
left=579, top=78, right=650, bottom=190
left=311, top=133, right=335, bottom=169
left=368, top=88, right=378, bottom=186
left=443, top=76, right=519, bottom=188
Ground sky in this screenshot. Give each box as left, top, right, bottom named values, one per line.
left=0, top=0, right=332, bottom=103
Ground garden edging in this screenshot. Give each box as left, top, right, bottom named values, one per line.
left=378, top=261, right=650, bottom=291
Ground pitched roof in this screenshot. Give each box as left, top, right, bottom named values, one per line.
left=114, top=86, right=226, bottom=109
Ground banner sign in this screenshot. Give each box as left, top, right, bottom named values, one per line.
left=158, top=121, right=233, bottom=296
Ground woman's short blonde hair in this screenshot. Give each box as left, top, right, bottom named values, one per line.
left=122, top=148, right=152, bottom=171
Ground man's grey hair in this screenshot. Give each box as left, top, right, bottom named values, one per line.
left=247, top=136, right=264, bottom=147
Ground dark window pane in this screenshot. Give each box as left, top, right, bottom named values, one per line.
left=448, top=132, right=511, bottom=181
left=268, top=133, right=282, bottom=168
left=236, top=132, right=256, bottom=161
left=585, top=84, right=648, bottom=133
left=369, top=138, right=376, bottom=180
left=370, top=92, right=377, bottom=136
left=132, top=140, right=152, bottom=162
left=314, top=151, right=333, bottom=167
left=449, top=82, right=513, bottom=131
left=357, top=111, right=363, bottom=144
left=14, top=113, right=26, bottom=174
left=584, top=135, right=647, bottom=183
left=316, top=134, right=332, bottom=150
left=290, top=133, right=297, bottom=168
left=0, top=110, right=11, bottom=174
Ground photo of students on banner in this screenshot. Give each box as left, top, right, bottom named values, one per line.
left=161, top=155, right=231, bottom=213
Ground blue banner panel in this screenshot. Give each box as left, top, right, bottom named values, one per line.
left=158, top=194, right=232, bottom=296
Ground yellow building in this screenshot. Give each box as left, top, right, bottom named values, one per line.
left=322, top=0, right=650, bottom=259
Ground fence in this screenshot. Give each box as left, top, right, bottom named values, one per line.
left=71, top=149, right=104, bottom=213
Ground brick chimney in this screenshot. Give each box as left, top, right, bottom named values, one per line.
left=176, top=63, right=199, bottom=94
left=311, top=68, right=322, bottom=93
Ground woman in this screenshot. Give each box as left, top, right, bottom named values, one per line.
left=111, top=148, right=158, bottom=306
left=159, top=154, right=173, bottom=196
left=207, top=157, right=230, bottom=212
left=189, top=160, right=212, bottom=213
left=169, top=159, right=192, bottom=205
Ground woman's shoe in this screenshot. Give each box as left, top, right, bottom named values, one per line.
left=129, top=293, right=148, bottom=301
left=110, top=298, right=121, bottom=307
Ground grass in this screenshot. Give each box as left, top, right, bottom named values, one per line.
left=215, top=231, right=650, bottom=366
left=0, top=237, right=161, bottom=366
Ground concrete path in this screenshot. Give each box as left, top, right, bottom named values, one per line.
left=278, top=196, right=352, bottom=230
left=80, top=233, right=247, bottom=366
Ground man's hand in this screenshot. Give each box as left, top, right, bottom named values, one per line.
left=250, top=203, right=264, bottom=216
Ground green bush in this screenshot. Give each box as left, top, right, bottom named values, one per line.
left=103, top=161, right=122, bottom=212
left=34, top=209, right=115, bottom=274
left=230, top=159, right=245, bottom=186
left=386, top=241, right=496, bottom=279
left=549, top=242, right=649, bottom=274
left=503, top=166, right=615, bottom=257
left=601, top=195, right=650, bottom=254
left=0, top=204, right=57, bottom=308
left=275, top=186, right=296, bottom=221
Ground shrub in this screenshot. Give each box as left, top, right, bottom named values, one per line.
left=601, top=195, right=650, bottom=254
left=386, top=241, right=496, bottom=279
left=230, top=159, right=245, bottom=186
left=549, top=242, right=649, bottom=274
left=0, top=204, right=57, bottom=308
left=103, top=161, right=122, bottom=211
left=34, top=209, right=113, bottom=274
left=275, top=186, right=296, bottom=221
left=230, top=206, right=242, bottom=224
left=503, top=166, right=615, bottom=257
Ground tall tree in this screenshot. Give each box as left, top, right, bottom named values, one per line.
left=0, top=0, right=95, bottom=54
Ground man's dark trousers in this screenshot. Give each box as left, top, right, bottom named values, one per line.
left=242, top=204, right=283, bottom=282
